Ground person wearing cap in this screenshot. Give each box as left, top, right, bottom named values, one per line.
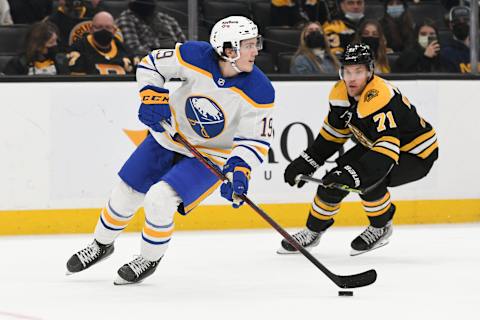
left=115, top=0, right=186, bottom=58
left=440, top=5, right=478, bottom=73
left=280, top=43, right=438, bottom=256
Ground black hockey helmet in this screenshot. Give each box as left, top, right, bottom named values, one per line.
left=339, top=43, right=375, bottom=79
left=340, top=43, right=374, bottom=66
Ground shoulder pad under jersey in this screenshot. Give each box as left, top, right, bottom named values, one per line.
left=357, top=75, right=395, bottom=118
left=329, top=80, right=350, bottom=107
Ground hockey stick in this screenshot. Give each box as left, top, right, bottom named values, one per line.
left=296, top=175, right=365, bottom=194
left=296, top=164, right=394, bottom=195
left=160, top=121, right=376, bottom=289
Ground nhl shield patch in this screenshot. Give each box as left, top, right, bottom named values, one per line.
left=185, top=96, right=225, bottom=139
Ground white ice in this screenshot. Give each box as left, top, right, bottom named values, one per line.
left=0, top=224, right=479, bottom=320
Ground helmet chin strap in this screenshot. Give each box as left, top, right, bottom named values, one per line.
left=230, top=61, right=242, bottom=73
left=224, top=48, right=242, bottom=73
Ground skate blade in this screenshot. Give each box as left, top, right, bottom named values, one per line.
left=350, top=240, right=389, bottom=256
left=276, top=246, right=314, bottom=255
left=114, top=276, right=143, bottom=286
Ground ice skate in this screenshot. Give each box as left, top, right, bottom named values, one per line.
left=277, top=228, right=324, bottom=254
left=66, top=240, right=114, bottom=275
left=114, top=256, right=162, bottom=285
left=350, top=221, right=393, bottom=256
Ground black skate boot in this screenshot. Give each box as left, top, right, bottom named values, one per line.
left=66, top=240, right=114, bottom=275
left=277, top=219, right=334, bottom=254
left=350, top=221, right=393, bottom=256
left=277, top=228, right=323, bottom=254
left=114, top=256, right=162, bottom=285
left=351, top=203, right=395, bottom=256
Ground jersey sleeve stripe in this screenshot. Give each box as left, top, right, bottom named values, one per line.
left=371, top=146, right=400, bottom=162
left=324, top=119, right=351, bottom=135
left=323, top=122, right=351, bottom=138
left=319, top=128, right=349, bottom=144
left=375, top=135, right=400, bottom=146
left=233, top=137, right=271, bottom=147
left=408, top=135, right=437, bottom=154
left=374, top=141, right=400, bottom=154
left=233, top=144, right=264, bottom=163
left=400, top=129, right=436, bottom=152
left=417, top=141, right=438, bottom=159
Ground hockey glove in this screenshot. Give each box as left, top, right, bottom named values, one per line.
left=138, top=85, right=171, bottom=132
left=284, top=151, right=322, bottom=188
left=220, top=157, right=251, bottom=208
left=322, top=164, right=362, bottom=190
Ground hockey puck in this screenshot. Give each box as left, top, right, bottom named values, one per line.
left=338, top=290, right=354, bottom=297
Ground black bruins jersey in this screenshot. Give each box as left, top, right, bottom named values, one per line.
left=311, top=75, right=438, bottom=180
left=68, top=34, right=133, bottom=75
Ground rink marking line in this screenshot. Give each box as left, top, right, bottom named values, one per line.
left=0, top=311, right=42, bottom=320
left=0, top=199, right=479, bottom=235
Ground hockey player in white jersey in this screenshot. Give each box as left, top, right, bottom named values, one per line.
left=66, top=16, right=275, bottom=284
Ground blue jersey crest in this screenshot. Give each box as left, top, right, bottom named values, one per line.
left=185, top=96, right=225, bottom=139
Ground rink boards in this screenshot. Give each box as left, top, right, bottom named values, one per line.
left=0, top=80, right=479, bottom=234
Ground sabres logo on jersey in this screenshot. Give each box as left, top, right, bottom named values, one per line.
left=185, top=96, right=225, bottom=139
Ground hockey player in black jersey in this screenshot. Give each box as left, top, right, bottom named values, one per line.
left=279, top=43, right=438, bottom=256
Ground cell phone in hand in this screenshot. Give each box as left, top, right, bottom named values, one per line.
left=428, top=35, right=438, bottom=44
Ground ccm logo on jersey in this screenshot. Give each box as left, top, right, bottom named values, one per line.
left=140, top=89, right=169, bottom=104
left=185, top=96, right=225, bottom=139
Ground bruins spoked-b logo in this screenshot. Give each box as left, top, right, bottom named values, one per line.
left=185, top=96, right=225, bottom=139
left=364, top=89, right=379, bottom=102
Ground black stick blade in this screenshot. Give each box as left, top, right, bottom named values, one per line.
left=335, top=269, right=377, bottom=288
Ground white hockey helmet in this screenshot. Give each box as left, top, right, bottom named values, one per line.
left=210, top=16, right=262, bottom=63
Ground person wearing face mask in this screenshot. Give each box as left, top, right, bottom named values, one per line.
left=46, top=0, right=98, bottom=52
left=3, top=21, right=68, bottom=75
left=395, top=19, right=445, bottom=73
left=291, top=22, right=339, bottom=74
left=116, top=0, right=186, bottom=58
left=354, top=19, right=390, bottom=73
left=440, top=6, right=479, bottom=73
left=379, top=0, right=415, bottom=52
left=322, top=0, right=366, bottom=55
left=67, top=11, right=133, bottom=75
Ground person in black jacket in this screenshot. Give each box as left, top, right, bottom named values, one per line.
left=394, top=19, right=445, bottom=73
left=440, top=6, right=477, bottom=73
left=3, top=21, right=69, bottom=75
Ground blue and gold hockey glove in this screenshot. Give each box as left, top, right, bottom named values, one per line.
left=138, top=85, right=171, bottom=132
left=322, top=164, right=362, bottom=190
left=220, top=157, right=251, bottom=208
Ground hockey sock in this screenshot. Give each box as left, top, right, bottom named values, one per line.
left=94, top=181, right=145, bottom=244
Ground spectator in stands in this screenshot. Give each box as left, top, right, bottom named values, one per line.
left=290, top=21, right=339, bottom=74
left=67, top=11, right=133, bottom=75
left=8, top=0, right=52, bottom=24
left=271, top=0, right=329, bottom=26
left=46, top=0, right=98, bottom=52
left=440, top=6, right=477, bottom=73
left=322, top=0, right=365, bottom=55
left=0, top=0, right=12, bottom=25
left=271, top=0, right=302, bottom=27
left=394, top=19, right=445, bottom=73
left=3, top=21, right=69, bottom=75
left=379, top=0, right=415, bottom=52
left=355, top=19, right=390, bottom=73
left=116, top=0, right=186, bottom=58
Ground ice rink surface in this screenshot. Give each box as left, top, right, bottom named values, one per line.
left=0, top=223, right=479, bottom=320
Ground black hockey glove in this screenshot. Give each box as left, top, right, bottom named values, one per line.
left=284, top=151, right=322, bottom=188
left=322, top=164, right=362, bottom=190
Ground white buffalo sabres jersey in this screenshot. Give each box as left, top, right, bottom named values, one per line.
left=136, top=41, right=275, bottom=169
